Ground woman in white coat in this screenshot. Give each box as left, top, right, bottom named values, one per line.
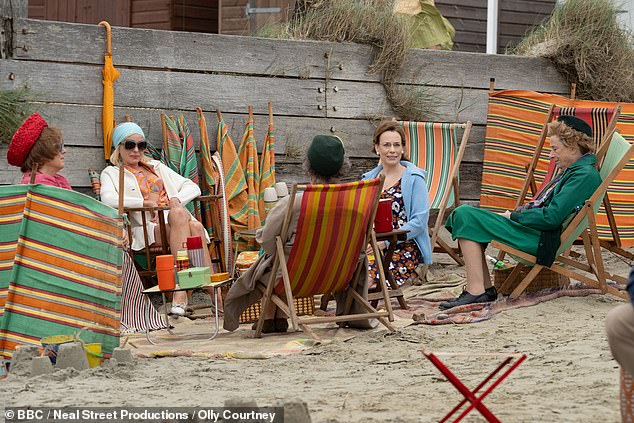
left=100, top=122, right=211, bottom=316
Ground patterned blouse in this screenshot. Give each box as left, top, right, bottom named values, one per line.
left=125, top=163, right=169, bottom=206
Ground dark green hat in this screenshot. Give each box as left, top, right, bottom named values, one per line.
left=557, top=115, right=593, bottom=138
left=307, top=135, right=345, bottom=177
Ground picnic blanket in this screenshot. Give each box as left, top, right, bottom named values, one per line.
left=0, top=185, right=124, bottom=359
left=481, top=90, right=634, bottom=246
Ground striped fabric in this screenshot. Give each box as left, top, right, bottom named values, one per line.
left=177, top=115, right=199, bottom=186
left=217, top=115, right=249, bottom=234
left=120, top=252, right=166, bottom=333
left=212, top=152, right=233, bottom=272
left=402, top=121, right=458, bottom=209
left=237, top=112, right=261, bottom=233
left=258, top=107, right=276, bottom=222
left=279, top=178, right=380, bottom=298
left=0, top=186, right=29, bottom=318
left=161, top=114, right=182, bottom=174
left=536, top=106, right=617, bottom=196
left=482, top=90, right=634, bottom=246
left=0, top=185, right=123, bottom=359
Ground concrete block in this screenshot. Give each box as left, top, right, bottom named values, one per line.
left=55, top=342, right=88, bottom=371
left=111, top=347, right=134, bottom=363
left=30, top=356, right=54, bottom=376
left=282, top=399, right=312, bottom=423
left=9, top=344, right=41, bottom=376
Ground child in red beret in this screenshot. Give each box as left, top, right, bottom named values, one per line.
left=7, top=113, right=71, bottom=189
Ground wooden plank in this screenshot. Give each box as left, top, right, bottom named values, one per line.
left=0, top=60, right=327, bottom=117
left=31, top=103, right=487, bottom=163
left=11, top=18, right=568, bottom=93
left=130, top=10, right=170, bottom=24
left=132, top=0, right=171, bottom=13
left=172, top=4, right=217, bottom=20
left=0, top=0, right=27, bottom=18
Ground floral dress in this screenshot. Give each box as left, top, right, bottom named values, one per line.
left=125, top=163, right=169, bottom=206
left=368, top=179, right=422, bottom=288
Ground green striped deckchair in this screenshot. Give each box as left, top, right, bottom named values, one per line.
left=401, top=121, right=472, bottom=272
left=0, top=185, right=124, bottom=359
left=493, top=133, right=634, bottom=299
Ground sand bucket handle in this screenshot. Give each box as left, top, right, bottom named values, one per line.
left=74, top=327, right=103, bottom=358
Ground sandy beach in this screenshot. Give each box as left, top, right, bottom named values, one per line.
left=1, top=248, right=630, bottom=423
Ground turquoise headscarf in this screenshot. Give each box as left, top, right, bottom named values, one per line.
left=112, top=122, right=145, bottom=149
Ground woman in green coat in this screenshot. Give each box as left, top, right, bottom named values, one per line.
left=441, top=116, right=602, bottom=309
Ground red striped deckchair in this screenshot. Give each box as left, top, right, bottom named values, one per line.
left=237, top=106, right=261, bottom=236
left=0, top=185, right=124, bottom=359
left=402, top=121, right=472, bottom=272
left=216, top=110, right=249, bottom=236
left=258, top=102, right=276, bottom=222
left=0, top=185, right=29, bottom=319
left=255, top=177, right=395, bottom=340
left=482, top=90, right=634, bottom=250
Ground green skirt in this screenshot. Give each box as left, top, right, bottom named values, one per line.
left=445, top=205, right=541, bottom=255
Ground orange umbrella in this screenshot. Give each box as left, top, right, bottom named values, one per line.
left=98, top=21, right=120, bottom=161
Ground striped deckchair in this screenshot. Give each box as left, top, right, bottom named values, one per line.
left=255, top=177, right=395, bottom=340
left=237, top=106, right=261, bottom=235
left=0, top=185, right=124, bottom=359
left=0, top=185, right=29, bottom=319
left=482, top=90, right=634, bottom=250
left=258, top=102, right=276, bottom=223
left=493, top=133, right=634, bottom=300
left=402, top=121, right=472, bottom=273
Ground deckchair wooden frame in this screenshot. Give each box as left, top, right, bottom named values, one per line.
left=254, top=177, right=396, bottom=341
left=492, top=136, right=634, bottom=299
left=424, top=121, right=472, bottom=273
left=508, top=105, right=624, bottom=263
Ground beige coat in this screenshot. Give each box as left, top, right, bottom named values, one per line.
left=223, top=194, right=376, bottom=331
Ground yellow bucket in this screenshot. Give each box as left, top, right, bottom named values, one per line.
left=84, top=343, right=102, bottom=368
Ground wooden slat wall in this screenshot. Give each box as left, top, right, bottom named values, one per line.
left=27, top=0, right=132, bottom=27
left=173, top=0, right=218, bottom=33
left=219, top=0, right=249, bottom=35
left=436, top=0, right=556, bottom=53
left=0, top=18, right=568, bottom=202
left=130, top=0, right=170, bottom=30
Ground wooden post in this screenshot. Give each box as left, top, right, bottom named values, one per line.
left=1, top=0, right=27, bottom=59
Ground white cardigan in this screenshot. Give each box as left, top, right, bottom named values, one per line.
left=101, top=160, right=207, bottom=250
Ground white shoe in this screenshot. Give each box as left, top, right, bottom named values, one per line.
left=170, top=303, right=186, bottom=316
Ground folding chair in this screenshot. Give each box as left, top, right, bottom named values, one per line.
left=422, top=349, right=527, bottom=423
left=402, top=121, right=472, bottom=274
left=508, top=106, right=629, bottom=276
left=493, top=133, right=634, bottom=299
left=254, top=177, right=396, bottom=341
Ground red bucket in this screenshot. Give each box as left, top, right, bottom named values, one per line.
left=374, top=199, right=393, bottom=233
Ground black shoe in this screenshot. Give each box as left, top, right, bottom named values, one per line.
left=274, top=318, right=289, bottom=333
left=251, top=319, right=276, bottom=333
left=485, top=287, right=498, bottom=302
left=439, top=290, right=490, bottom=310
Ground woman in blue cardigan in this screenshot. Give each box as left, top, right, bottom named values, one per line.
left=362, top=121, right=432, bottom=287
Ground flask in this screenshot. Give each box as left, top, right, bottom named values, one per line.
left=156, top=254, right=175, bottom=290
left=176, top=249, right=190, bottom=272
left=186, top=236, right=206, bottom=268
left=487, top=255, right=509, bottom=269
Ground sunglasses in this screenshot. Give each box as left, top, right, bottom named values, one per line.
left=123, top=140, right=148, bottom=151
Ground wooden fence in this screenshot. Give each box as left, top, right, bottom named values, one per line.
left=0, top=15, right=569, bottom=202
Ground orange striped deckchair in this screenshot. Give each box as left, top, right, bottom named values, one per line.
left=493, top=133, right=634, bottom=300
left=0, top=185, right=123, bottom=359
left=402, top=121, right=472, bottom=272
left=254, top=177, right=396, bottom=340
left=482, top=90, right=634, bottom=253
left=258, top=102, right=276, bottom=222
left=237, top=106, right=261, bottom=235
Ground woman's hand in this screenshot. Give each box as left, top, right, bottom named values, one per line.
left=169, top=197, right=182, bottom=210
left=499, top=210, right=512, bottom=219
left=366, top=241, right=387, bottom=255
left=143, top=200, right=159, bottom=222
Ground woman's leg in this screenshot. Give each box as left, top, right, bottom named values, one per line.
left=480, top=248, right=493, bottom=290
left=459, top=238, right=486, bottom=295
